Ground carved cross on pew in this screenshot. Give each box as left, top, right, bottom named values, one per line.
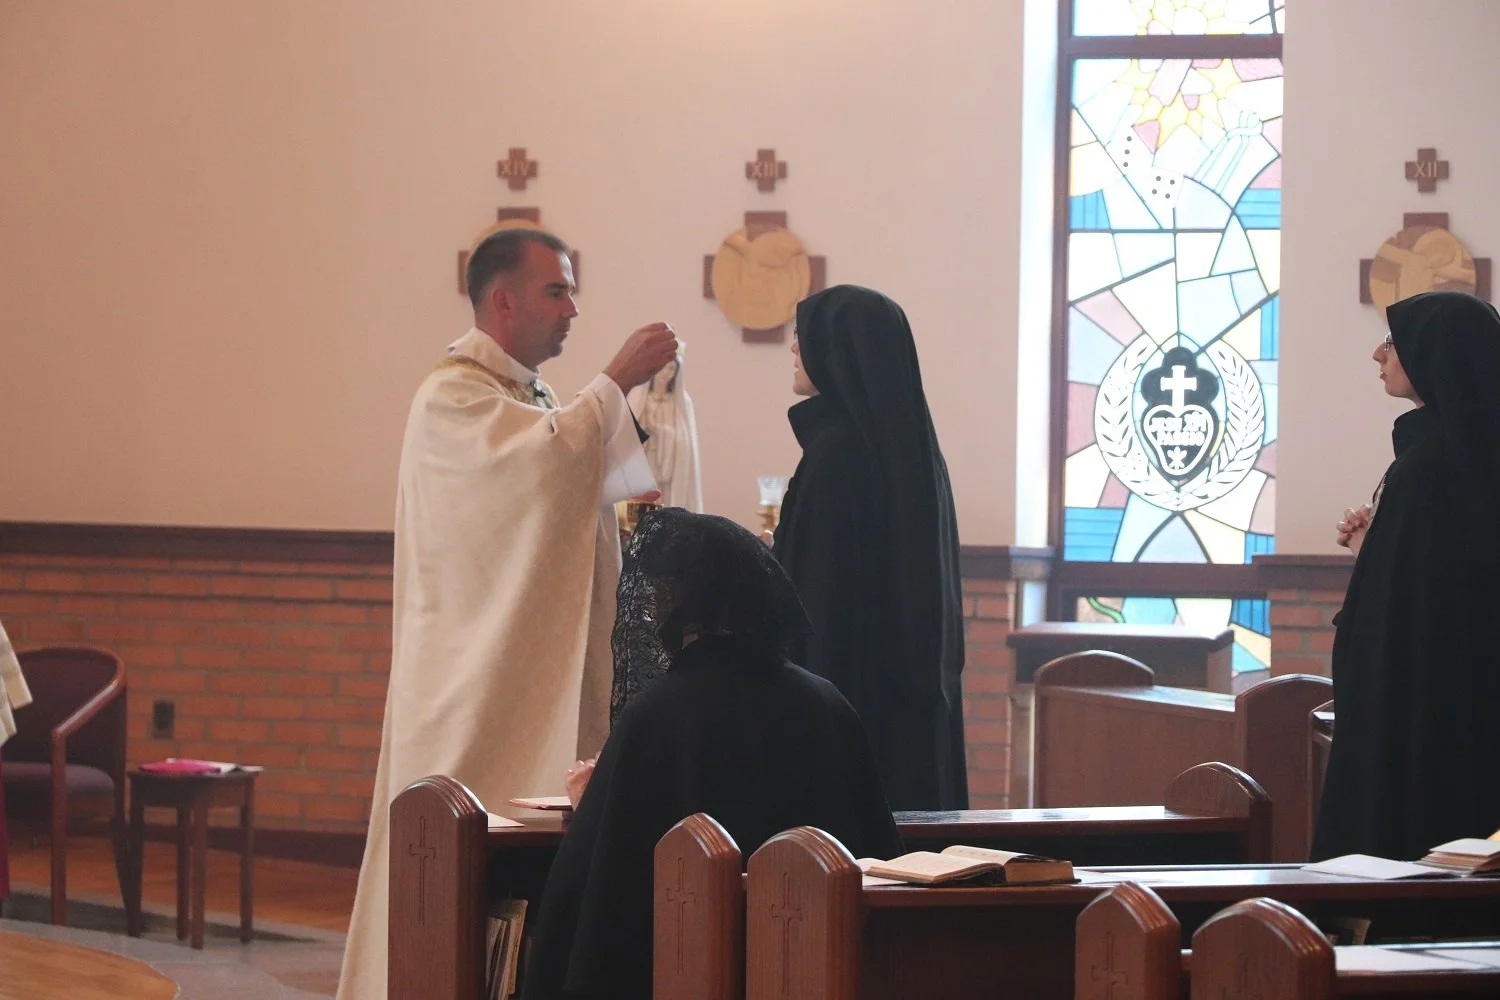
left=664, top=857, right=696, bottom=974
left=498, top=147, right=539, bottom=191
left=746, top=148, right=788, bottom=193
left=1405, top=148, right=1449, bottom=193
left=1089, top=931, right=1130, bottom=998
left=408, top=816, right=437, bottom=926
left=457, top=207, right=582, bottom=296
left=770, top=872, right=803, bottom=996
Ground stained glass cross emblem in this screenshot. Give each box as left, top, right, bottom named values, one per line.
left=1159, top=366, right=1198, bottom=411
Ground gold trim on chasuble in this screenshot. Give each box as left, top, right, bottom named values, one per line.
left=435, top=355, right=560, bottom=409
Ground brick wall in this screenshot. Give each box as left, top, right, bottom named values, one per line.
left=1, top=544, right=1029, bottom=830
left=1267, top=586, right=1343, bottom=678
left=0, top=551, right=392, bottom=831
left=961, top=578, right=1016, bottom=808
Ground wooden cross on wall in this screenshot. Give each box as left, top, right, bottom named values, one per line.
left=457, top=207, right=582, bottom=296
left=1405, top=148, right=1449, bottom=193
left=746, top=148, right=788, bottom=193
left=703, top=211, right=826, bottom=343
left=498, top=147, right=538, bottom=191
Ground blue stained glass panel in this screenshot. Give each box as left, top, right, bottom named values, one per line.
left=1070, top=192, right=1111, bottom=230
left=1261, top=295, right=1280, bottom=358
left=1235, top=189, right=1282, bottom=228
left=1064, top=507, right=1126, bottom=560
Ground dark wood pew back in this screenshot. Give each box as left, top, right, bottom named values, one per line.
left=1194, top=896, right=1500, bottom=998
left=1075, top=880, right=1181, bottom=1000
left=1077, top=882, right=1500, bottom=1000
left=654, top=813, right=743, bottom=1000
left=388, top=774, right=487, bottom=1000
left=388, top=762, right=1265, bottom=999
left=746, top=826, right=860, bottom=1000
left=747, top=836, right=1500, bottom=1000
left=1033, top=651, right=1331, bottom=859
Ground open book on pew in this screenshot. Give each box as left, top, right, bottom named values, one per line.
left=859, top=845, right=1075, bottom=886
left=1304, top=854, right=1461, bottom=880
left=1416, top=838, right=1500, bottom=875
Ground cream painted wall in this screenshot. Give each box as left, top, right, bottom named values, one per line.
left=0, top=0, right=1024, bottom=540
left=1278, top=0, right=1500, bottom=553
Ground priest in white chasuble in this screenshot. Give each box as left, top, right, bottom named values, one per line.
left=337, top=227, right=677, bottom=1000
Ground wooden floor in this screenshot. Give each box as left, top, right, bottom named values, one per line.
left=8, top=835, right=358, bottom=933
left=0, top=930, right=176, bottom=1000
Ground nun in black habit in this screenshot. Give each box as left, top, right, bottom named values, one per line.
left=772, top=284, right=968, bottom=811
left=521, top=508, right=902, bottom=1000
left=1312, top=291, right=1500, bottom=862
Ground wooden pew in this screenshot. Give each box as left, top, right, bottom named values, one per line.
left=1032, top=651, right=1332, bottom=860
left=389, top=763, right=1268, bottom=998
left=388, top=776, right=741, bottom=1000
left=1076, top=882, right=1500, bottom=999
left=1195, top=897, right=1500, bottom=998
left=744, top=832, right=1500, bottom=1000
left=654, top=813, right=743, bottom=1000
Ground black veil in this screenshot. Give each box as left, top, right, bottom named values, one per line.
left=610, top=507, right=811, bottom=723
left=1386, top=290, right=1500, bottom=558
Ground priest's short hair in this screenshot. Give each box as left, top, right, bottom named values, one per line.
left=466, top=227, right=570, bottom=308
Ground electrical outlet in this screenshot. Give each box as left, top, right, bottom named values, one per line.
left=151, top=699, right=175, bottom=739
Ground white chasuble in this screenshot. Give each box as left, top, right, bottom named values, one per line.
left=337, top=328, right=653, bottom=1000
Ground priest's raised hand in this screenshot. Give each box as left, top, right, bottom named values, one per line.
left=605, top=322, right=679, bottom=390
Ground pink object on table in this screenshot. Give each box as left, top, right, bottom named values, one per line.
left=138, top=758, right=233, bottom=776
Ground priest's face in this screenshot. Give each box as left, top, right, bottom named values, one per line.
left=1372, top=332, right=1419, bottom=402
left=506, top=245, right=579, bottom=368
left=790, top=335, right=818, bottom=397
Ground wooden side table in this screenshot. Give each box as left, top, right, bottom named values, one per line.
left=124, top=770, right=256, bottom=949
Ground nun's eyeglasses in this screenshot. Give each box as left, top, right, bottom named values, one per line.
left=1380, top=333, right=1394, bottom=354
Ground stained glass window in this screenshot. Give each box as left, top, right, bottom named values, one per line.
left=1073, top=0, right=1285, bottom=37
left=1061, top=56, right=1282, bottom=566
left=1077, top=595, right=1272, bottom=672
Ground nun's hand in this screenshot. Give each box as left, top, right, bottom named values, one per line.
left=565, top=757, right=597, bottom=809
left=1336, top=504, right=1372, bottom=553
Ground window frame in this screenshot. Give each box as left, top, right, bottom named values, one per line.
left=1046, top=0, right=1285, bottom=619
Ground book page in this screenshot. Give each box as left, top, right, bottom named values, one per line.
left=486, top=812, right=523, bottom=829
left=1336, top=946, right=1487, bottom=973
left=939, top=845, right=1028, bottom=864
left=1304, top=854, right=1456, bottom=880
left=867, top=851, right=991, bottom=881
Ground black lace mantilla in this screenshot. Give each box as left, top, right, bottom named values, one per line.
left=609, top=508, right=811, bottom=724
